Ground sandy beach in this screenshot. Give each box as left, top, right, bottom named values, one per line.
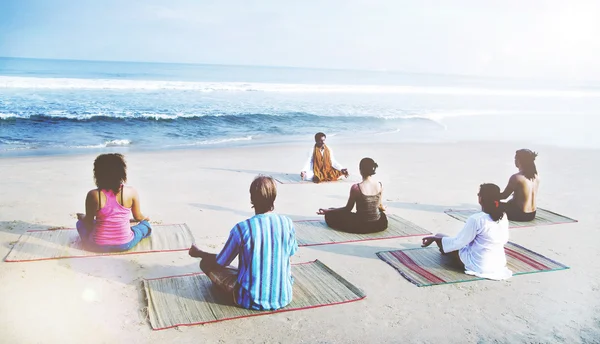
left=1, top=140, right=599, bottom=343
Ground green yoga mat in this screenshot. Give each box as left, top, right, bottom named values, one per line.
left=377, top=242, right=569, bottom=287
left=4, top=224, right=194, bottom=262
left=445, top=208, right=577, bottom=228
left=142, top=260, right=366, bottom=330
left=294, top=213, right=431, bottom=246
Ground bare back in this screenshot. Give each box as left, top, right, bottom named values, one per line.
left=97, top=186, right=134, bottom=209
left=345, top=178, right=385, bottom=213
left=509, top=173, right=540, bottom=213
left=85, top=185, right=147, bottom=222
left=357, top=179, right=382, bottom=196
left=354, top=179, right=383, bottom=221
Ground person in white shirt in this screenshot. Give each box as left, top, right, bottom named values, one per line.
left=300, top=132, right=348, bottom=183
left=421, top=183, right=512, bottom=280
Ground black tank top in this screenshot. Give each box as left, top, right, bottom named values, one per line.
left=355, top=182, right=382, bottom=222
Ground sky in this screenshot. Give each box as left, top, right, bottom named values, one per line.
left=0, top=0, right=599, bottom=79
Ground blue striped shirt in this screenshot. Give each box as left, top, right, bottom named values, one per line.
left=216, top=213, right=298, bottom=310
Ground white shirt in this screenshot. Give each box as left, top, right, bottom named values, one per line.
left=442, top=211, right=512, bottom=280
left=301, top=145, right=344, bottom=180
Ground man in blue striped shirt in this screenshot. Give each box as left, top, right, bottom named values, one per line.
left=189, top=176, right=298, bottom=310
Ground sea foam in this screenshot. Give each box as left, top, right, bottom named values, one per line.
left=1, top=76, right=599, bottom=98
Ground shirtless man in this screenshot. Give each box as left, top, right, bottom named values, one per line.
left=499, top=149, right=540, bottom=221
left=300, top=132, right=349, bottom=183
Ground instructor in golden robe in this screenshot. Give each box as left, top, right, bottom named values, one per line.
left=300, top=132, right=349, bottom=183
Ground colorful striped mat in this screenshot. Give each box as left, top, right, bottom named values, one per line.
left=4, top=224, right=194, bottom=262
left=445, top=208, right=577, bottom=228
left=142, top=260, right=366, bottom=330
left=294, top=214, right=430, bottom=246
left=377, top=242, right=569, bottom=287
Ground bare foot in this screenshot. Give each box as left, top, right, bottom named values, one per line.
left=188, top=244, right=210, bottom=258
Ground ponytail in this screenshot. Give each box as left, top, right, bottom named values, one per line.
left=479, top=183, right=504, bottom=222
left=359, top=157, right=378, bottom=177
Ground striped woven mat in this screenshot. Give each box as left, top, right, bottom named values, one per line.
left=294, top=214, right=430, bottom=246
left=377, top=242, right=569, bottom=287
left=445, top=208, right=577, bottom=228
left=4, top=224, right=194, bottom=262
left=143, top=260, right=366, bottom=330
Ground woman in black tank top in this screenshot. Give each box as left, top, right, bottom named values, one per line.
left=317, top=158, right=388, bottom=234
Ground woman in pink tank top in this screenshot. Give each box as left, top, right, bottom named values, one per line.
left=76, top=153, right=152, bottom=252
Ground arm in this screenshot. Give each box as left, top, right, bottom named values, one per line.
left=130, top=187, right=150, bottom=221
left=500, top=175, right=517, bottom=200
left=378, top=183, right=386, bottom=212
left=317, top=185, right=357, bottom=214
left=301, top=149, right=313, bottom=177
left=422, top=217, right=478, bottom=253
left=328, top=147, right=344, bottom=171
left=215, top=225, right=242, bottom=267
left=77, top=190, right=99, bottom=228
left=421, top=235, right=444, bottom=252
left=329, top=147, right=349, bottom=177
left=288, top=220, right=298, bottom=257
left=439, top=217, right=478, bottom=253
left=193, top=225, right=242, bottom=271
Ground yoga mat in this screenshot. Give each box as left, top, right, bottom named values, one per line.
left=445, top=208, right=577, bottom=228
left=4, top=224, right=194, bottom=262
left=273, top=173, right=359, bottom=184
left=377, top=242, right=569, bottom=287
left=294, top=213, right=431, bottom=246
left=142, top=259, right=366, bottom=330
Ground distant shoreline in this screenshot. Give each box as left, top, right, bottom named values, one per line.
left=2, top=56, right=597, bottom=86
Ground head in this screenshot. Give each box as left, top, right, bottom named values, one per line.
left=359, top=157, right=378, bottom=178
left=478, top=183, right=504, bottom=222
left=514, top=149, right=538, bottom=179
left=249, top=175, right=277, bottom=214
left=314, top=132, right=326, bottom=148
left=94, top=153, right=127, bottom=194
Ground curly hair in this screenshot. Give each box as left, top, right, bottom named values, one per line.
left=94, top=153, right=127, bottom=193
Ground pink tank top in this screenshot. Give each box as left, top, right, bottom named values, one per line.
left=93, top=189, right=134, bottom=245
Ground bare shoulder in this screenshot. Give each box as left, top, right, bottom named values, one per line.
left=85, top=189, right=100, bottom=209
left=511, top=173, right=526, bottom=183
left=350, top=183, right=360, bottom=193
left=86, top=189, right=99, bottom=199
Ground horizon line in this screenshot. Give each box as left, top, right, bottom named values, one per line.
left=0, top=55, right=597, bottom=84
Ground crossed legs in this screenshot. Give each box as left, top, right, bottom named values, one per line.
left=189, top=244, right=239, bottom=298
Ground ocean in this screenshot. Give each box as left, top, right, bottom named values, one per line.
left=1, top=57, right=599, bottom=157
